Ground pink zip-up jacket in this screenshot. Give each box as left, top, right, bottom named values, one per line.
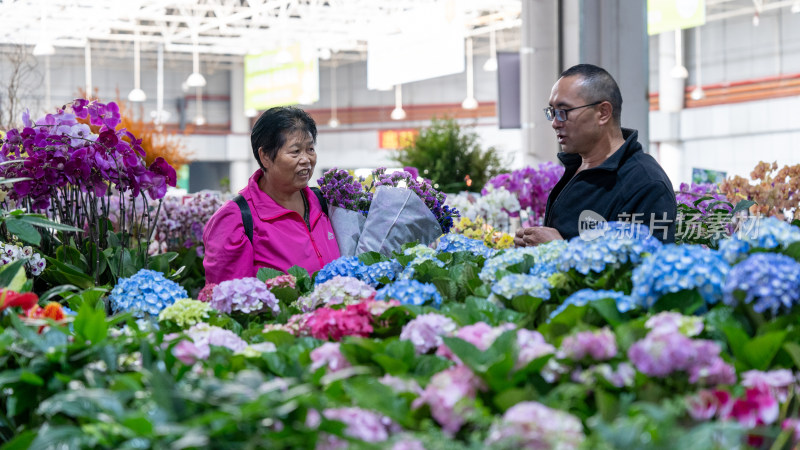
left=203, top=170, right=340, bottom=284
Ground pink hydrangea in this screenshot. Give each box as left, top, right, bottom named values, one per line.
left=686, top=389, right=732, bottom=421
left=296, top=276, right=376, bottom=312
left=321, top=407, right=401, bottom=444
left=197, top=283, right=217, bottom=302
left=169, top=323, right=248, bottom=364
left=558, top=327, right=617, bottom=361
left=310, top=342, right=351, bottom=373
left=485, top=401, right=585, bottom=449
left=572, top=362, right=635, bottom=388
left=645, top=311, right=704, bottom=337
left=306, top=302, right=373, bottom=341
left=264, top=312, right=313, bottom=336
left=210, top=277, right=279, bottom=315
left=628, top=330, right=733, bottom=384
left=264, top=274, right=296, bottom=290
left=516, top=329, right=556, bottom=369
left=400, top=313, right=458, bottom=354
left=391, top=438, right=425, bottom=450
left=686, top=385, right=778, bottom=429
left=741, top=369, right=797, bottom=402
left=411, top=365, right=486, bottom=435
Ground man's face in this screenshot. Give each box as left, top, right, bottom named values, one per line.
left=547, top=75, right=598, bottom=154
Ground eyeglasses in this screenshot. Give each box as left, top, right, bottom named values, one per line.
left=543, top=101, right=603, bottom=122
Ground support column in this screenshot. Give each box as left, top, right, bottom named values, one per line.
left=520, top=0, right=560, bottom=166
left=654, top=30, right=686, bottom=188
left=228, top=61, right=253, bottom=191
left=578, top=0, right=650, bottom=147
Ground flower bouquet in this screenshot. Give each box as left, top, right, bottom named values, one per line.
left=317, top=168, right=459, bottom=256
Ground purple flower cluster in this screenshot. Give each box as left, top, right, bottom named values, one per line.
left=676, top=182, right=733, bottom=215
left=316, top=168, right=372, bottom=213
left=483, top=162, right=564, bottom=225
left=722, top=252, right=800, bottom=316
left=0, top=99, right=176, bottom=210
left=558, top=327, right=618, bottom=362
left=485, top=401, right=585, bottom=449
left=209, top=277, right=279, bottom=315
left=309, top=342, right=351, bottom=373
left=320, top=407, right=401, bottom=446
left=627, top=329, right=735, bottom=385
left=317, top=167, right=459, bottom=234
left=152, top=191, right=225, bottom=253
left=411, top=365, right=486, bottom=435
left=399, top=313, right=458, bottom=354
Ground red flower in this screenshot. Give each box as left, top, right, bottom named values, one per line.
left=0, top=289, right=39, bottom=312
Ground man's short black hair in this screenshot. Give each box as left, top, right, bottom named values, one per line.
left=560, top=64, right=623, bottom=124
left=250, top=106, right=317, bottom=170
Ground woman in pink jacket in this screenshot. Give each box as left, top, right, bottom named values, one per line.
left=203, top=107, right=341, bottom=284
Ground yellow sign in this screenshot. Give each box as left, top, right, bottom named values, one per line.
left=647, top=0, right=706, bottom=35
left=244, top=44, right=319, bottom=110
left=379, top=129, right=418, bottom=149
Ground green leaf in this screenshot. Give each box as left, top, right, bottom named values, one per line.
left=38, top=284, right=80, bottom=303
left=782, top=342, right=800, bottom=369
left=18, top=214, right=84, bottom=232
left=590, top=297, right=624, bottom=327
left=42, top=256, right=94, bottom=289
left=0, top=430, right=36, bottom=450
left=372, top=354, right=409, bottom=375
left=358, top=251, right=386, bottom=266
left=262, top=330, right=296, bottom=346
left=652, top=289, right=705, bottom=314
left=510, top=295, right=543, bottom=315
left=147, top=252, right=178, bottom=274
left=782, top=241, right=800, bottom=262
left=731, top=199, right=756, bottom=215
left=742, top=331, right=787, bottom=370
left=257, top=267, right=285, bottom=281
left=4, top=218, right=40, bottom=245
left=343, top=378, right=414, bottom=428
left=19, top=371, right=44, bottom=386
left=0, top=259, right=27, bottom=290
left=721, top=325, right=749, bottom=363
left=121, top=415, right=154, bottom=436
left=74, top=302, right=108, bottom=344
left=493, top=387, right=535, bottom=411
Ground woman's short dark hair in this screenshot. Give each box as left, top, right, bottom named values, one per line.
left=250, top=106, right=317, bottom=169
left=560, top=64, right=623, bottom=125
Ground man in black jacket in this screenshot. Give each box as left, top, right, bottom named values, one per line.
left=514, top=64, right=676, bottom=246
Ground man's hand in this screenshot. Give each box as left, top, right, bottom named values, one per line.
left=514, top=226, right=564, bottom=247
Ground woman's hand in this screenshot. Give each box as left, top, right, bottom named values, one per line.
left=514, top=226, right=564, bottom=247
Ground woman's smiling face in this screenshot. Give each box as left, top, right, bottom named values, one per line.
left=261, top=130, right=317, bottom=192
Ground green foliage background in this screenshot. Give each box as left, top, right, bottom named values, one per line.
left=392, top=118, right=506, bottom=193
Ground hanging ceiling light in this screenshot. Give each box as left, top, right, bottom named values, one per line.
left=194, top=87, right=205, bottom=126
left=127, top=28, right=146, bottom=102
left=690, top=27, right=705, bottom=101
left=483, top=29, right=498, bottom=72
left=186, top=36, right=206, bottom=88
left=462, top=37, right=479, bottom=109
left=670, top=29, right=689, bottom=79
left=391, top=84, right=407, bottom=120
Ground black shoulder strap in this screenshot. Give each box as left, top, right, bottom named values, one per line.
left=233, top=194, right=253, bottom=243
left=311, top=187, right=328, bottom=217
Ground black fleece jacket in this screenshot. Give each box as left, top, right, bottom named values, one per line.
left=544, top=128, right=677, bottom=243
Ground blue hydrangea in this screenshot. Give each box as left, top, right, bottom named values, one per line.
left=398, top=244, right=445, bottom=280
left=558, top=222, right=662, bottom=275
left=718, top=238, right=751, bottom=265
left=491, top=274, right=551, bottom=300
left=315, top=256, right=367, bottom=285
left=723, top=252, right=800, bottom=315
left=548, top=289, right=637, bottom=322
left=360, top=260, right=403, bottom=287
left=109, top=269, right=188, bottom=318
left=436, top=234, right=497, bottom=258
left=734, top=216, right=800, bottom=250
left=480, top=241, right=567, bottom=283
left=375, top=279, right=443, bottom=308
left=631, top=244, right=729, bottom=309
